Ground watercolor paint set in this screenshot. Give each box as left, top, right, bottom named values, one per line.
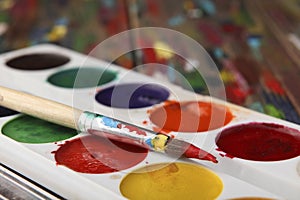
left=0, top=44, right=300, bottom=199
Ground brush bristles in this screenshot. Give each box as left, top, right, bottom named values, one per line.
left=164, top=138, right=190, bottom=157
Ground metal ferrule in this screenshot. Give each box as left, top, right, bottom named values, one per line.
left=78, top=111, right=156, bottom=149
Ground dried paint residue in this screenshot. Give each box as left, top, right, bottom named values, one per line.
left=216, top=122, right=300, bottom=161
left=149, top=101, right=234, bottom=132
left=120, top=162, right=223, bottom=200
left=119, top=124, right=147, bottom=136
left=54, top=135, right=148, bottom=174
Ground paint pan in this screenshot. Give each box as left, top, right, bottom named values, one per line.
left=0, top=44, right=299, bottom=199
left=47, top=67, right=117, bottom=89
left=120, top=162, right=223, bottom=200
left=53, top=134, right=148, bottom=174
left=6, top=53, right=70, bottom=70
left=95, top=83, right=170, bottom=108
left=149, top=100, right=234, bottom=132
left=216, top=122, right=300, bottom=162
left=2, top=115, right=78, bottom=143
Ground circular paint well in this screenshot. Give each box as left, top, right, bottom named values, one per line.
left=0, top=106, right=18, bottom=117
left=95, top=83, right=170, bottom=109
left=149, top=101, right=233, bottom=132
left=120, top=162, right=223, bottom=200
left=47, top=67, right=117, bottom=88
left=54, top=135, right=148, bottom=174
left=216, top=122, right=300, bottom=161
left=2, top=115, right=78, bottom=143
left=6, top=53, right=70, bottom=70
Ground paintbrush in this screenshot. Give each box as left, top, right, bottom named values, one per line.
left=0, top=85, right=217, bottom=163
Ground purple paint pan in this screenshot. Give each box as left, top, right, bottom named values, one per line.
left=95, top=83, right=170, bottom=109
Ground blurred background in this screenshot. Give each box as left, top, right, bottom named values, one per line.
left=1, top=0, right=300, bottom=124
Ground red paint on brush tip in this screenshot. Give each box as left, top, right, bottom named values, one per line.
left=184, top=144, right=218, bottom=163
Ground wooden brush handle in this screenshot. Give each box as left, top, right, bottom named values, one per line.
left=0, top=86, right=83, bottom=129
